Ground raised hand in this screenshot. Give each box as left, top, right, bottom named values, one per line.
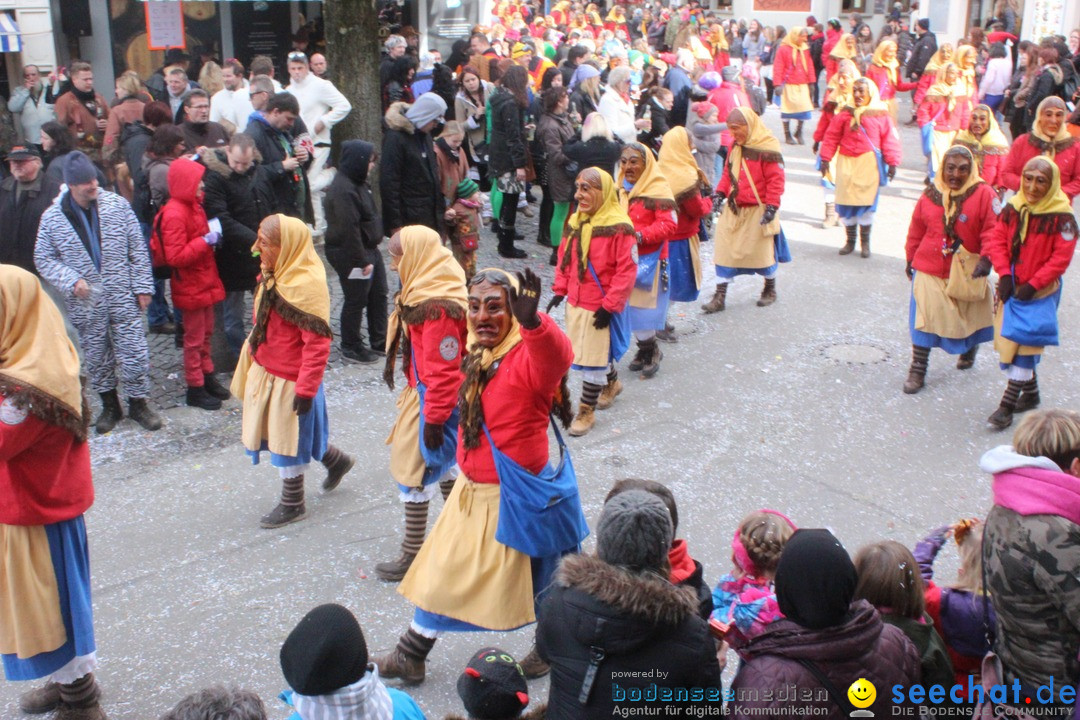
left=510, top=268, right=542, bottom=329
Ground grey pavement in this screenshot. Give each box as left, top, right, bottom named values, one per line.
left=5, top=97, right=1080, bottom=718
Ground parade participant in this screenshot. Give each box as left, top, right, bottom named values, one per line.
left=772, top=27, right=815, bottom=145
left=1001, top=97, right=1080, bottom=201
left=983, top=158, right=1077, bottom=430
left=917, top=63, right=962, bottom=181
left=707, top=23, right=731, bottom=71
left=824, top=32, right=857, bottom=81
left=231, top=215, right=355, bottom=527
left=706, top=66, right=751, bottom=158
left=704, top=107, right=787, bottom=313
left=913, top=43, right=954, bottom=108
left=550, top=167, right=636, bottom=436
left=812, top=59, right=859, bottom=228
left=901, top=146, right=996, bottom=395
left=819, top=77, right=901, bottom=258
left=954, top=45, right=979, bottom=130
left=377, top=268, right=581, bottom=685
left=378, top=227, right=468, bottom=582
left=618, top=143, right=677, bottom=379
left=865, top=40, right=917, bottom=122
left=952, top=104, right=1010, bottom=190
left=658, top=127, right=713, bottom=334
left=0, top=265, right=108, bottom=720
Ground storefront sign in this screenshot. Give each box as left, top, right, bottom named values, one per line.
left=146, top=1, right=186, bottom=50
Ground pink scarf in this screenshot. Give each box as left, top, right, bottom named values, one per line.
left=993, top=467, right=1080, bottom=526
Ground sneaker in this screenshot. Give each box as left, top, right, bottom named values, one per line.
left=342, top=347, right=381, bottom=364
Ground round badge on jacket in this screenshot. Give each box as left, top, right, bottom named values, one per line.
left=439, top=335, right=460, bottom=361
left=0, top=397, right=29, bottom=425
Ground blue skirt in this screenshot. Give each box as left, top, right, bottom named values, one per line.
left=908, top=292, right=993, bottom=354
left=2, top=517, right=96, bottom=681
left=668, top=239, right=700, bottom=302
left=781, top=110, right=813, bottom=120
left=715, top=263, right=777, bottom=279
left=1000, top=354, right=1040, bottom=371
left=246, top=384, right=328, bottom=467
left=836, top=201, right=878, bottom=219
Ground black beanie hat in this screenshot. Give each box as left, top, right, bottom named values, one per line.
left=280, top=604, right=369, bottom=696
left=597, top=490, right=673, bottom=573
left=457, top=647, right=529, bottom=720
left=774, top=529, right=857, bottom=630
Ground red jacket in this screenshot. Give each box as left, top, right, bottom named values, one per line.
left=672, top=190, right=713, bottom=239
left=0, top=399, right=93, bottom=526
left=952, top=144, right=1006, bottom=188
left=773, top=44, right=815, bottom=86
left=716, top=152, right=785, bottom=208
left=1000, top=134, right=1080, bottom=200
left=912, top=72, right=935, bottom=106
left=553, top=228, right=636, bottom=313
left=865, top=64, right=917, bottom=102
left=813, top=100, right=840, bottom=144
left=905, top=183, right=997, bottom=278
left=405, top=308, right=467, bottom=425
left=820, top=110, right=902, bottom=167
left=159, top=157, right=225, bottom=311
left=707, top=82, right=751, bottom=150
left=626, top=197, right=677, bottom=259
left=252, top=307, right=332, bottom=399
left=456, top=313, right=573, bottom=484
left=984, top=205, right=1077, bottom=289
left=916, top=97, right=961, bottom=133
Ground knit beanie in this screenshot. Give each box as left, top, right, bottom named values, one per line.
left=280, top=604, right=369, bottom=696
left=457, top=178, right=480, bottom=199
left=457, top=647, right=529, bottom=720
left=597, top=490, right=673, bottom=573
left=405, top=92, right=448, bottom=131
left=917, top=18, right=930, bottom=31
left=62, top=151, right=97, bottom=186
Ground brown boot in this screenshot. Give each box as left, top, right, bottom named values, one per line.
left=375, top=552, right=417, bottom=582
left=756, top=278, right=777, bottom=307
left=822, top=202, right=839, bottom=228
left=320, top=444, right=354, bottom=491
left=1014, top=375, right=1041, bottom=413
left=520, top=645, right=551, bottom=679
left=55, top=674, right=107, bottom=720
left=19, top=682, right=61, bottom=714
left=839, top=224, right=856, bottom=255
left=956, top=346, right=978, bottom=370
left=988, top=379, right=1025, bottom=430
left=568, top=403, right=596, bottom=437
left=596, top=378, right=623, bottom=410
left=903, top=346, right=930, bottom=395
left=701, top=284, right=727, bottom=314
left=859, top=225, right=872, bottom=258
left=260, top=501, right=307, bottom=528
left=783, top=121, right=794, bottom=145
left=374, top=629, right=436, bottom=685
left=640, top=339, right=662, bottom=379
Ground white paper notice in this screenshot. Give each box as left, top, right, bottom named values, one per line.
left=146, top=1, right=185, bottom=51
left=348, top=267, right=373, bottom=280
left=207, top=218, right=223, bottom=235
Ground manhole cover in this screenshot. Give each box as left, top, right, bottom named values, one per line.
left=822, top=343, right=889, bottom=365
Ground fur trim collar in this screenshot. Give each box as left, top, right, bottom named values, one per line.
left=202, top=147, right=264, bottom=178
left=384, top=102, right=416, bottom=133
left=557, top=554, right=698, bottom=626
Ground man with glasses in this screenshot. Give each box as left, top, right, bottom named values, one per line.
left=210, top=59, right=254, bottom=134
left=286, top=51, right=351, bottom=239
left=9, top=65, right=55, bottom=151
left=178, top=89, right=230, bottom=153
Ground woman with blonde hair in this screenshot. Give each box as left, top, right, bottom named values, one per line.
left=563, top=111, right=622, bottom=177
left=103, top=71, right=148, bottom=162
left=198, top=60, right=224, bottom=97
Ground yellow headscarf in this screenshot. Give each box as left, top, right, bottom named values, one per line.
left=709, top=24, right=729, bottom=52
left=927, top=63, right=959, bottom=113
left=850, top=77, right=890, bottom=128
left=829, top=33, right=857, bottom=61
left=1007, top=157, right=1075, bottom=248
left=605, top=6, right=625, bottom=23
left=955, top=45, right=977, bottom=95
left=726, top=106, right=783, bottom=185
left=924, top=44, right=954, bottom=76
left=658, top=126, right=708, bottom=200
left=826, top=60, right=861, bottom=107
left=618, top=143, right=675, bottom=209
left=782, top=27, right=810, bottom=73
left=383, top=225, right=468, bottom=387
left=932, top=145, right=985, bottom=235
left=954, top=104, right=1010, bottom=152
left=564, top=168, right=634, bottom=280
left=0, top=265, right=86, bottom=441
left=871, top=40, right=900, bottom=86
left=1031, top=96, right=1074, bottom=151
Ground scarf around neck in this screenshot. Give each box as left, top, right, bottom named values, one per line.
left=932, top=146, right=984, bottom=245
left=1005, top=157, right=1075, bottom=258
left=563, top=168, right=634, bottom=280
left=726, top=107, right=783, bottom=198
left=781, top=27, right=809, bottom=72
left=658, top=126, right=708, bottom=202
left=617, top=143, right=675, bottom=211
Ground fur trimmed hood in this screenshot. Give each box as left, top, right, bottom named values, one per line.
left=556, top=553, right=698, bottom=629
left=202, top=147, right=264, bottom=179
left=384, top=102, right=416, bottom=133
left=443, top=704, right=547, bottom=720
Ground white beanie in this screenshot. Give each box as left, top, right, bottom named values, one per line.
left=405, top=92, right=448, bottom=130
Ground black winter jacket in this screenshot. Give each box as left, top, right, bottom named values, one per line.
left=380, top=102, right=443, bottom=234
left=324, top=140, right=383, bottom=275
left=907, top=31, right=938, bottom=81
left=487, top=87, right=528, bottom=177
left=244, top=112, right=311, bottom=221
left=201, top=148, right=275, bottom=293
left=537, top=554, right=723, bottom=718
left=563, top=135, right=624, bottom=178
left=0, top=173, right=62, bottom=273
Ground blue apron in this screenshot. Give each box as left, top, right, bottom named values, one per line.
left=484, top=417, right=589, bottom=558
left=587, top=262, right=630, bottom=363
left=413, top=351, right=459, bottom=486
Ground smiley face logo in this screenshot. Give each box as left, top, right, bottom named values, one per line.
left=847, top=678, right=876, bottom=709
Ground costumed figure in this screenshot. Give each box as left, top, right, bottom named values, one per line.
left=913, top=44, right=954, bottom=107
left=819, top=77, right=901, bottom=258
left=902, top=145, right=997, bottom=395
left=917, top=64, right=962, bottom=181
left=704, top=107, right=789, bottom=313
left=952, top=104, right=1010, bottom=190
left=825, top=33, right=858, bottom=81
left=772, top=27, right=815, bottom=145
left=983, top=157, right=1077, bottom=430
left=813, top=59, right=860, bottom=228
left=865, top=40, right=918, bottom=121
left=954, top=45, right=979, bottom=130
left=378, top=227, right=468, bottom=582
left=1001, top=97, right=1080, bottom=200
left=0, top=265, right=108, bottom=720
left=231, top=215, right=355, bottom=528
left=550, top=168, right=636, bottom=437
left=708, top=23, right=731, bottom=71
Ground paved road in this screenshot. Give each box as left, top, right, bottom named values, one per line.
left=4, top=99, right=1079, bottom=719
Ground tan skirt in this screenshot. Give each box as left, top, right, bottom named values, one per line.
left=835, top=151, right=880, bottom=207
left=386, top=385, right=426, bottom=490
left=398, top=476, right=536, bottom=630
left=239, top=361, right=300, bottom=457
left=629, top=259, right=660, bottom=310
left=565, top=303, right=611, bottom=368
left=0, top=525, right=66, bottom=658
left=913, top=272, right=993, bottom=339
left=780, top=83, right=812, bottom=115
left=712, top=203, right=776, bottom=269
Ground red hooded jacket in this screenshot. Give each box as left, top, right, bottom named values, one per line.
left=159, top=157, right=225, bottom=311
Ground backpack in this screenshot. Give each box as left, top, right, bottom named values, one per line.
left=148, top=211, right=173, bottom=280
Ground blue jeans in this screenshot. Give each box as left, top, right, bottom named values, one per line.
left=139, top=222, right=173, bottom=327
left=220, top=291, right=249, bottom=357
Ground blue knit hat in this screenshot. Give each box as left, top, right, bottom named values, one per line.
left=62, top=151, right=97, bottom=186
